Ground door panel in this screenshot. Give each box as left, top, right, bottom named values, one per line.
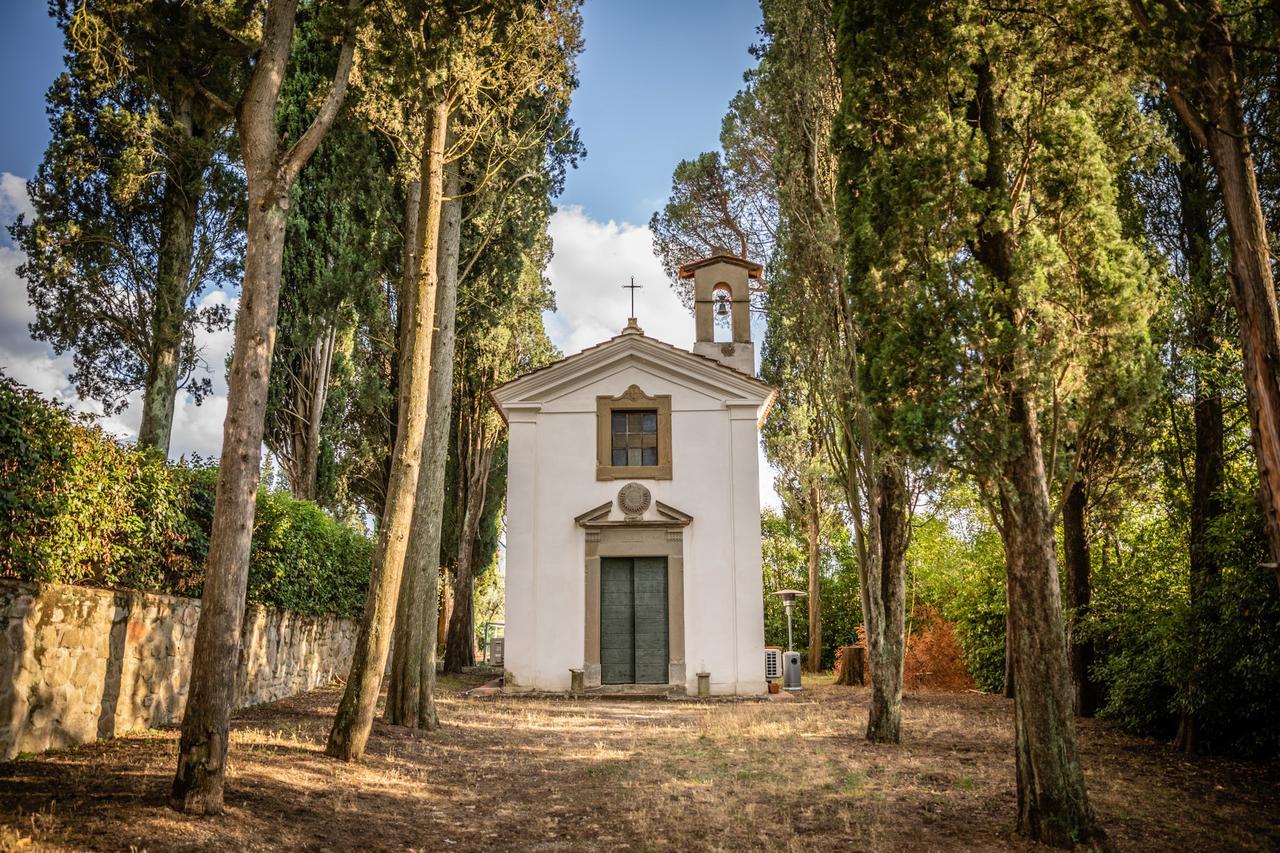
left=600, top=558, right=635, bottom=684
left=632, top=558, right=669, bottom=684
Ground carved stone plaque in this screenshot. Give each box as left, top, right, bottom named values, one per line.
left=618, top=482, right=651, bottom=520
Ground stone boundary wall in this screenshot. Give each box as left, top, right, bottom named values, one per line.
left=0, top=579, right=357, bottom=760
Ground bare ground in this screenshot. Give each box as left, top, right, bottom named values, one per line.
left=0, top=673, right=1276, bottom=851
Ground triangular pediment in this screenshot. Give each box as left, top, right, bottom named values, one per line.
left=490, top=332, right=775, bottom=415
left=574, top=499, right=694, bottom=529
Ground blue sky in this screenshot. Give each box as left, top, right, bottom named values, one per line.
left=0, top=1, right=763, bottom=225
left=0, top=3, right=65, bottom=183
left=564, top=0, right=761, bottom=223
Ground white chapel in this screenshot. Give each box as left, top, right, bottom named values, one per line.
left=490, top=251, right=777, bottom=695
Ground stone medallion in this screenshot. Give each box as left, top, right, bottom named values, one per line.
left=617, top=482, right=651, bottom=520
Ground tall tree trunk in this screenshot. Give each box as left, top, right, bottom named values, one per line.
left=367, top=174, right=421, bottom=719
left=385, top=130, right=462, bottom=727
left=1173, top=117, right=1225, bottom=753
left=1155, top=5, right=1280, bottom=574
left=138, top=95, right=201, bottom=456
left=444, top=440, right=494, bottom=673
left=172, top=0, right=356, bottom=814
left=171, top=203, right=288, bottom=813
left=300, top=327, right=336, bottom=500
left=1062, top=477, right=1098, bottom=717
left=443, top=529, right=477, bottom=672
left=326, top=95, right=448, bottom=759
left=412, top=144, right=462, bottom=723
left=373, top=181, right=421, bottom=520
left=865, top=462, right=907, bottom=742
left=999, top=396, right=1098, bottom=846
left=805, top=481, right=823, bottom=672
left=970, top=58, right=1100, bottom=846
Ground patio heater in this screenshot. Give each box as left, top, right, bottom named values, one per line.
left=772, top=589, right=807, bottom=691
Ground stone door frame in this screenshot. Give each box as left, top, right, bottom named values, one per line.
left=575, top=499, right=691, bottom=689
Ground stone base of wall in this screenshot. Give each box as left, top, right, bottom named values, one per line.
left=0, top=580, right=356, bottom=760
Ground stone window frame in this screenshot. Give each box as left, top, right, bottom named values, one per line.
left=575, top=499, right=692, bottom=689
left=596, top=384, right=672, bottom=480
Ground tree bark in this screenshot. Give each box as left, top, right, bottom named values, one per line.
left=172, top=0, right=357, bottom=814
left=804, top=482, right=823, bottom=672
left=999, top=395, right=1098, bottom=847
left=326, top=95, right=447, bottom=759
left=1150, top=2, right=1280, bottom=572
left=438, top=569, right=453, bottom=650
left=138, top=94, right=201, bottom=456
left=170, top=202, right=288, bottom=814
left=371, top=181, right=421, bottom=520
left=1062, top=477, right=1099, bottom=717
left=1003, top=610, right=1015, bottom=698
left=385, top=126, right=462, bottom=727
left=865, top=462, right=907, bottom=742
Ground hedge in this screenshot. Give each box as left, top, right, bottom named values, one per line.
left=0, top=373, right=371, bottom=618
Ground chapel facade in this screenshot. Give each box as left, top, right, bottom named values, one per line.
left=490, top=252, right=776, bottom=695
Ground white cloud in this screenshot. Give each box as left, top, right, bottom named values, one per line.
left=0, top=172, right=233, bottom=461
left=0, top=173, right=34, bottom=228
left=168, top=290, right=237, bottom=461
left=545, top=205, right=694, bottom=355
left=544, top=205, right=781, bottom=510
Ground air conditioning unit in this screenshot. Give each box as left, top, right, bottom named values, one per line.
left=764, top=647, right=784, bottom=681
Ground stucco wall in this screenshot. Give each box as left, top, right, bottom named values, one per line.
left=0, top=579, right=356, bottom=760
left=503, top=360, right=768, bottom=695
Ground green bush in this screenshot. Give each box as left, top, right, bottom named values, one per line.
left=1088, top=485, right=1280, bottom=757
left=0, top=373, right=371, bottom=618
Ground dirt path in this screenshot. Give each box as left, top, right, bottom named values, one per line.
left=0, top=675, right=1276, bottom=851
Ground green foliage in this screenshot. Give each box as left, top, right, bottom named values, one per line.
left=1088, top=482, right=1280, bottom=756
left=833, top=2, right=1161, bottom=479
left=0, top=374, right=371, bottom=617
left=242, top=487, right=373, bottom=619
left=906, top=468, right=1280, bottom=755
left=266, top=7, right=400, bottom=505
left=760, top=509, right=862, bottom=667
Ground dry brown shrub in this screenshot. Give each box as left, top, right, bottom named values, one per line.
left=903, top=607, right=975, bottom=692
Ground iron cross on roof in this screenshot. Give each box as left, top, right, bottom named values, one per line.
left=623, top=276, right=642, bottom=319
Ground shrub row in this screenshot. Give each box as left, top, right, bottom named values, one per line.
left=0, top=374, right=371, bottom=618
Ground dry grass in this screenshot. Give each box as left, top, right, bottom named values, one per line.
left=0, top=673, right=1276, bottom=851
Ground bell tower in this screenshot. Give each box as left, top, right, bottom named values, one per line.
left=679, top=249, right=762, bottom=375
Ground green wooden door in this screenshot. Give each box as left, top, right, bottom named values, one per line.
left=599, top=557, right=669, bottom=684
left=632, top=558, right=669, bottom=683
left=600, top=559, right=635, bottom=684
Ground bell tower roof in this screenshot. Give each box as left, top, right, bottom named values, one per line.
left=677, top=251, right=763, bottom=280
